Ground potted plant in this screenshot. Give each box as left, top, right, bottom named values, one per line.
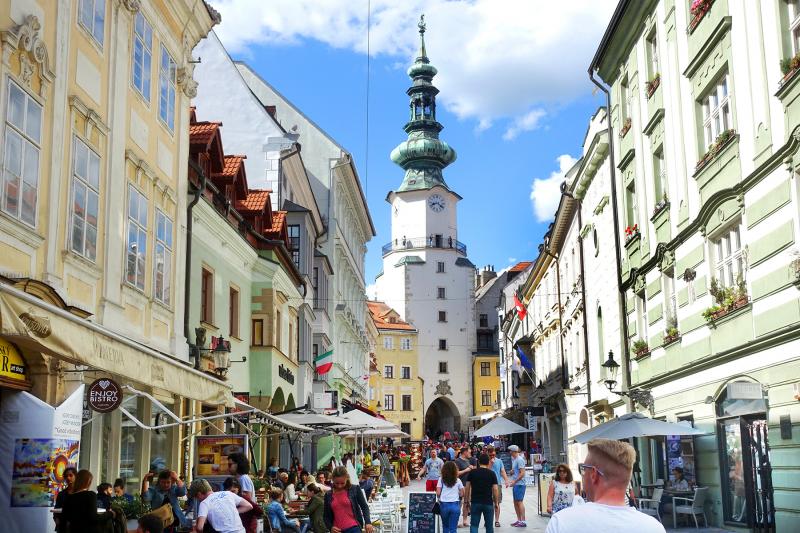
left=651, top=195, right=669, bottom=219
left=780, top=53, right=800, bottom=84
left=703, top=276, right=749, bottom=323
left=632, top=339, right=650, bottom=359
left=646, top=73, right=661, bottom=98
left=695, top=129, right=736, bottom=172
left=663, top=314, right=680, bottom=345
left=620, top=117, right=632, bottom=137
left=689, top=0, right=714, bottom=31
left=112, top=495, right=150, bottom=529
left=624, top=224, right=640, bottom=244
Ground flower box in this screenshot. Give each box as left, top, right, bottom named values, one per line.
left=695, top=129, right=736, bottom=173
left=688, top=0, right=714, bottom=33
left=646, top=74, right=661, bottom=99
left=619, top=117, right=632, bottom=137
left=632, top=339, right=650, bottom=360
left=663, top=329, right=681, bottom=347
left=624, top=224, right=640, bottom=245
left=651, top=199, right=669, bottom=221
left=703, top=296, right=748, bottom=323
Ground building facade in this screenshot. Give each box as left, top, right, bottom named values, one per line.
left=367, top=301, right=424, bottom=440
left=592, top=1, right=800, bottom=529
left=375, top=18, right=476, bottom=436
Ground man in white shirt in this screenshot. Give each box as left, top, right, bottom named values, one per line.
left=544, top=439, right=666, bottom=533
left=190, top=479, right=253, bottom=533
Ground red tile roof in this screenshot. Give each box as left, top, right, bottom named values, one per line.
left=264, top=211, right=287, bottom=240
left=189, top=121, right=221, bottom=147
left=510, top=261, right=533, bottom=272
left=367, top=301, right=416, bottom=331
left=221, top=155, right=246, bottom=177
left=236, top=189, right=270, bottom=213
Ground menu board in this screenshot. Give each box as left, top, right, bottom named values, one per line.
left=194, top=435, right=247, bottom=480
left=407, top=491, right=437, bottom=533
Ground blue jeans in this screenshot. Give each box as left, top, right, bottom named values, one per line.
left=440, top=501, right=461, bottom=533
left=470, top=502, right=494, bottom=533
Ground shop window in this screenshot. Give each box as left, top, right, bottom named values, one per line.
left=120, top=395, right=144, bottom=495
left=480, top=362, right=491, bottom=376
left=200, top=268, right=213, bottom=324
left=3, top=80, right=42, bottom=227
left=150, top=401, right=175, bottom=479
left=401, top=366, right=411, bottom=379
left=70, top=137, right=100, bottom=261
left=132, top=12, right=152, bottom=101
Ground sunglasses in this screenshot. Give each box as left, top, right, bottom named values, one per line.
left=577, top=463, right=604, bottom=477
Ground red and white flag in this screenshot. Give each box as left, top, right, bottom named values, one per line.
left=513, top=292, right=527, bottom=320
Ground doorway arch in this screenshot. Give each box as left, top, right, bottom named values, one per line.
left=425, top=397, right=461, bottom=439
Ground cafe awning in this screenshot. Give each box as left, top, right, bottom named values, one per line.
left=0, top=282, right=233, bottom=406
left=232, top=398, right=314, bottom=432
left=570, top=412, right=707, bottom=443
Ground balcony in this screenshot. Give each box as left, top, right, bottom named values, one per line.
left=382, top=236, right=467, bottom=257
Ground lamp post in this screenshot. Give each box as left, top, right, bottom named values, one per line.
left=601, top=350, right=654, bottom=413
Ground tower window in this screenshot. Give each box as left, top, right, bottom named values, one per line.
left=437, top=261, right=445, bottom=273
left=438, top=311, right=447, bottom=322
left=438, top=361, right=448, bottom=373
left=438, top=339, right=447, bottom=351
left=437, top=287, right=446, bottom=299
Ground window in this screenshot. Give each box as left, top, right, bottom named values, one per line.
left=636, top=293, right=648, bottom=342
left=3, top=81, right=41, bottom=226
left=480, top=362, right=491, bottom=376
left=713, top=223, right=744, bottom=288
left=158, top=45, right=177, bottom=131
left=383, top=336, right=393, bottom=350
left=438, top=311, right=447, bottom=322
left=496, top=362, right=501, bottom=376
left=701, top=74, right=732, bottom=147
left=438, top=361, right=448, bottom=373
left=229, top=287, right=239, bottom=338
left=400, top=422, right=411, bottom=435
left=496, top=390, right=502, bottom=406
left=78, top=0, right=105, bottom=46
left=646, top=30, right=659, bottom=80
left=663, top=271, right=677, bottom=324
left=653, top=149, right=666, bottom=204
left=288, top=224, right=300, bottom=268
left=312, top=267, right=320, bottom=308
left=383, top=394, right=394, bottom=411
left=625, top=182, right=637, bottom=227
left=479, top=314, right=489, bottom=328
left=620, top=75, right=630, bottom=121
left=154, top=210, right=173, bottom=304
left=126, top=185, right=148, bottom=290
left=384, top=365, right=394, bottom=379
left=438, top=339, right=447, bottom=351
left=789, top=0, right=800, bottom=55
left=132, top=12, right=152, bottom=101
left=252, top=319, right=264, bottom=346
left=70, top=137, right=100, bottom=261
left=437, top=287, right=446, bottom=299
left=201, top=268, right=213, bottom=324
left=400, top=338, right=412, bottom=351
left=401, top=366, right=411, bottom=379
left=276, top=310, right=282, bottom=347
left=597, top=307, right=605, bottom=366
left=401, top=395, right=412, bottom=411
left=437, top=261, right=445, bottom=273
left=593, top=228, right=599, bottom=257
left=478, top=333, right=493, bottom=350
left=481, top=390, right=492, bottom=406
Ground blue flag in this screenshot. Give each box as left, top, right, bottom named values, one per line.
left=516, top=346, right=533, bottom=370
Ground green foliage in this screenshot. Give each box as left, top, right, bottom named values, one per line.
left=703, top=276, right=748, bottom=323
left=111, top=495, right=150, bottom=520
left=781, top=53, right=800, bottom=76
left=632, top=339, right=649, bottom=355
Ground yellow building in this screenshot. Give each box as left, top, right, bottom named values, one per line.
left=0, top=0, right=226, bottom=493
left=472, top=354, right=501, bottom=416
left=367, top=301, right=424, bottom=440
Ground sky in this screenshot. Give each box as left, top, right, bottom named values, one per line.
left=210, top=0, right=617, bottom=291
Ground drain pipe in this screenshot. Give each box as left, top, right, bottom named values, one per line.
left=588, top=69, right=632, bottom=397
left=186, top=159, right=207, bottom=369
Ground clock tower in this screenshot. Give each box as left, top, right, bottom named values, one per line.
left=375, top=15, right=476, bottom=435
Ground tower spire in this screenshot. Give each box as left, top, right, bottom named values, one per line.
left=390, top=14, right=457, bottom=193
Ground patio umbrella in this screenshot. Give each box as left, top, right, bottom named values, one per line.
left=473, top=416, right=531, bottom=437
left=570, top=412, right=706, bottom=443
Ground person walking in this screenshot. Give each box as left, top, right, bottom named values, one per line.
left=544, top=439, right=666, bottom=532
left=417, top=448, right=445, bottom=492
left=547, top=464, right=579, bottom=514
left=323, top=466, right=374, bottom=533
left=455, top=447, right=477, bottom=527
left=486, top=446, right=509, bottom=528
left=190, top=479, right=253, bottom=533
left=436, top=461, right=464, bottom=533
left=505, top=445, right=528, bottom=527
left=464, top=453, right=498, bottom=533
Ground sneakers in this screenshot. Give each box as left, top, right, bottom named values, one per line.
left=511, top=521, right=527, bottom=527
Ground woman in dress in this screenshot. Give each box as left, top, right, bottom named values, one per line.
left=546, top=463, right=579, bottom=514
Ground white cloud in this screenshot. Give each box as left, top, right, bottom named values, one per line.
left=507, top=257, right=517, bottom=264
left=503, top=108, right=546, bottom=140
left=530, top=154, right=577, bottom=222
left=211, top=0, right=616, bottom=135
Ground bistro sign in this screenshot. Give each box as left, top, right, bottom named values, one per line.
left=278, top=364, right=295, bottom=384
left=88, top=377, right=122, bottom=412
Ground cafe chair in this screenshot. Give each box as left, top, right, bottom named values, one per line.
left=638, top=487, right=664, bottom=522
left=672, top=487, right=709, bottom=528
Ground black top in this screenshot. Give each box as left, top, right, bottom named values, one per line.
left=63, top=490, right=100, bottom=533
left=466, top=468, right=497, bottom=506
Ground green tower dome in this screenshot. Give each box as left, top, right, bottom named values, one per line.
left=391, top=15, right=457, bottom=193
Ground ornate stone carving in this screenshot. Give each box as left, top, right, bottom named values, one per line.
left=118, top=0, right=141, bottom=12
left=682, top=268, right=696, bottom=282
left=1, top=14, right=54, bottom=95
left=660, top=249, right=675, bottom=273
left=177, top=35, right=199, bottom=98
left=19, top=53, right=34, bottom=86
left=632, top=273, right=646, bottom=295
left=435, top=380, right=452, bottom=396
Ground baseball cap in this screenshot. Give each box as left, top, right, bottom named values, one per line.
left=508, top=445, right=520, bottom=452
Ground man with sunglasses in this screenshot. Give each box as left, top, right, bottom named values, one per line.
left=544, top=439, right=665, bottom=532
left=485, top=446, right=509, bottom=528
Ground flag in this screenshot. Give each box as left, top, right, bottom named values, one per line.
left=315, top=349, right=334, bottom=374
left=360, top=374, right=370, bottom=381
left=516, top=345, right=533, bottom=370
left=513, top=292, right=527, bottom=320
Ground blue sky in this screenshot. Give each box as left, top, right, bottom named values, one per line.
left=213, top=0, right=615, bottom=286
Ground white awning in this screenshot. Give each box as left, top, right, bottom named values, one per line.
left=274, top=411, right=356, bottom=430
left=339, top=426, right=408, bottom=438
left=335, top=409, right=396, bottom=429
left=232, top=398, right=314, bottom=432
left=473, top=416, right=532, bottom=437
left=469, top=409, right=504, bottom=421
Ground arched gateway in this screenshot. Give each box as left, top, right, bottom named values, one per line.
left=425, top=396, right=461, bottom=440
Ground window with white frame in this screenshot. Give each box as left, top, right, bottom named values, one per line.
left=481, top=390, right=492, bottom=406
left=78, top=0, right=105, bottom=46
left=713, top=223, right=744, bottom=289
left=383, top=394, right=394, bottom=411
left=636, top=292, right=648, bottom=341
left=126, top=185, right=148, bottom=290
left=620, top=76, right=630, bottom=121
left=625, top=181, right=637, bottom=228
left=400, top=338, right=412, bottom=351
left=70, top=137, right=100, bottom=261
left=154, top=210, right=173, bottom=304
left=383, top=336, right=393, bottom=350
left=646, top=30, right=659, bottom=80
left=788, top=0, right=800, bottom=55
left=653, top=149, right=667, bottom=204
left=437, top=261, right=445, bottom=273
left=384, top=365, right=394, bottom=379
left=132, top=12, right=152, bottom=101
left=158, top=45, right=177, bottom=131
left=663, top=271, right=677, bottom=323
left=401, top=366, right=411, bottom=379
left=3, top=80, right=42, bottom=226
left=437, top=287, right=446, bottom=299
left=701, top=74, right=732, bottom=147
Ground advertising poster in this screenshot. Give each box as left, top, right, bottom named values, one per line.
left=194, top=435, right=247, bottom=479
left=0, top=385, right=84, bottom=533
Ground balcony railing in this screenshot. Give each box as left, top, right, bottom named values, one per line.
left=382, top=236, right=467, bottom=256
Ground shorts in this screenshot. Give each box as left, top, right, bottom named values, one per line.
left=512, top=484, right=526, bottom=501
left=496, top=487, right=503, bottom=504
left=426, top=479, right=438, bottom=492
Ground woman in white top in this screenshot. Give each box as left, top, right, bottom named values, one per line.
left=547, top=463, right=578, bottom=514
left=436, top=461, right=464, bottom=533
left=284, top=471, right=298, bottom=501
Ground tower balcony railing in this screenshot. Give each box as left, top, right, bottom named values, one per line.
left=381, top=236, right=467, bottom=256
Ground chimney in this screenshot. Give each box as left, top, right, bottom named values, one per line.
left=478, top=265, right=497, bottom=288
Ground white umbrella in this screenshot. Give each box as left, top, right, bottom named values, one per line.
left=336, top=409, right=396, bottom=429
left=339, top=426, right=409, bottom=438
left=473, top=416, right=531, bottom=438
left=571, top=412, right=707, bottom=443
left=275, top=411, right=354, bottom=428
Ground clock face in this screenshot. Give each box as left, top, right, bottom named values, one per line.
left=428, top=194, right=445, bottom=212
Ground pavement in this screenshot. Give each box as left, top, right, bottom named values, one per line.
left=398, top=479, right=735, bottom=533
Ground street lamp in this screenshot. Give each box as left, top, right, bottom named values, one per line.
left=601, top=350, right=620, bottom=391
left=601, top=350, right=654, bottom=412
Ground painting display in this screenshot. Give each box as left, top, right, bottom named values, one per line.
left=11, top=438, right=80, bottom=507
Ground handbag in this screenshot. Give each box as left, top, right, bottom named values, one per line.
left=143, top=502, right=175, bottom=528
left=431, top=500, right=441, bottom=515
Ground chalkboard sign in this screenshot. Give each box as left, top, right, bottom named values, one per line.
left=407, top=492, right=437, bottom=533
left=497, top=451, right=513, bottom=474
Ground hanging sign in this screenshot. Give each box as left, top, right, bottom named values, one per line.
left=0, top=338, right=28, bottom=389
left=87, top=378, right=122, bottom=412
